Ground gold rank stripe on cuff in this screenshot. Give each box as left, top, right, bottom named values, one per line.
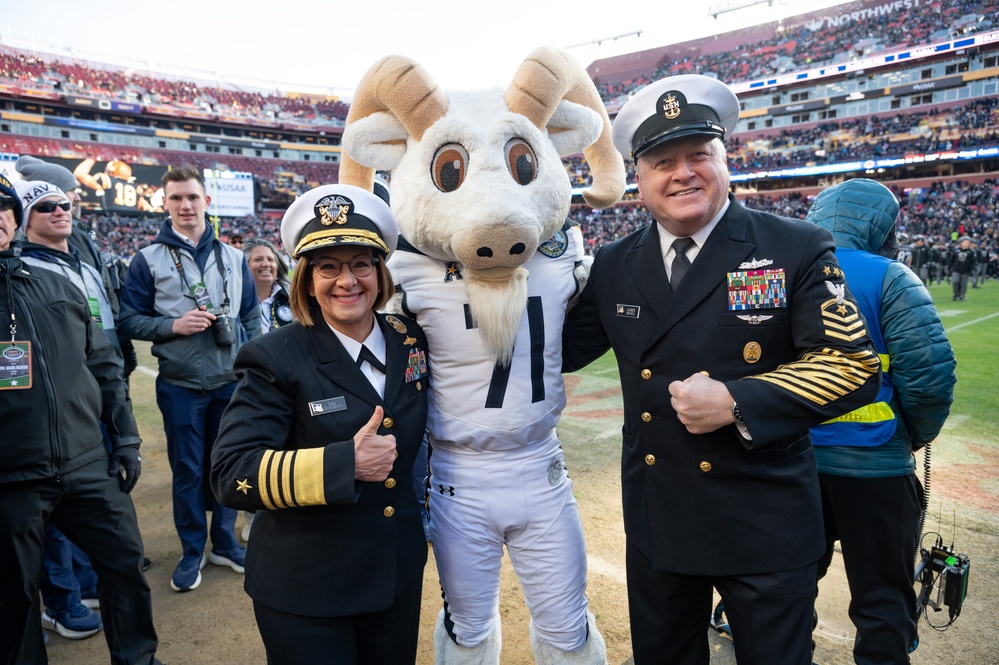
left=750, top=348, right=880, bottom=406
left=258, top=448, right=328, bottom=510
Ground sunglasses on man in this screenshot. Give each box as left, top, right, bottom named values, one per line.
left=33, top=200, right=73, bottom=214
left=0, top=195, right=17, bottom=211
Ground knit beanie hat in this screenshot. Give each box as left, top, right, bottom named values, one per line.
left=15, top=155, right=79, bottom=192
left=14, top=180, right=68, bottom=221
left=0, top=173, right=24, bottom=228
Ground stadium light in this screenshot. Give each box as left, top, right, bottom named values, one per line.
left=708, top=0, right=774, bottom=20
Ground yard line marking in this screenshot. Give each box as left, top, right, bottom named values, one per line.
left=587, top=553, right=627, bottom=585
left=136, top=365, right=158, bottom=377
left=945, top=311, right=999, bottom=333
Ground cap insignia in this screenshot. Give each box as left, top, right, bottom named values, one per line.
left=662, top=92, right=682, bottom=120
left=317, top=195, right=352, bottom=226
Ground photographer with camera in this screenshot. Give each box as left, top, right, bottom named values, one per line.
left=119, top=166, right=261, bottom=594
left=805, top=179, right=956, bottom=664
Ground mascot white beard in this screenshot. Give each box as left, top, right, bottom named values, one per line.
left=466, top=268, right=528, bottom=367
left=339, top=46, right=625, bottom=665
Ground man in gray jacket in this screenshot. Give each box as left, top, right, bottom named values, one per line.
left=119, top=166, right=260, bottom=593
left=806, top=178, right=957, bottom=665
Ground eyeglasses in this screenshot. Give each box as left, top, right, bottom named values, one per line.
left=0, top=195, right=16, bottom=211
left=33, top=200, right=73, bottom=214
left=311, top=256, right=379, bottom=279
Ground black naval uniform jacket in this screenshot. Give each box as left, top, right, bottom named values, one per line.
left=211, top=311, right=429, bottom=617
left=563, top=195, right=881, bottom=576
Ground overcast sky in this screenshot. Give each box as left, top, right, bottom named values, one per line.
left=4, top=0, right=852, bottom=99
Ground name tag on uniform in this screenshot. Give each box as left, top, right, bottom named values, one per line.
left=309, top=396, right=347, bottom=416
left=615, top=304, right=640, bottom=319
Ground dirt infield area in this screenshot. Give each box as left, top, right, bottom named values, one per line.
left=45, top=348, right=998, bottom=664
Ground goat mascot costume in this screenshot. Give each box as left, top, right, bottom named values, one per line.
left=340, top=46, right=626, bottom=664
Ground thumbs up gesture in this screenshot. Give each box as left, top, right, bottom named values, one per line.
left=353, top=406, right=398, bottom=481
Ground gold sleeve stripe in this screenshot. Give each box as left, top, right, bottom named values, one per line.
left=822, top=319, right=867, bottom=334
left=269, top=451, right=288, bottom=509
left=258, top=451, right=277, bottom=511
left=279, top=451, right=297, bottom=508
left=254, top=448, right=328, bottom=510
left=291, top=447, right=327, bottom=507
left=750, top=348, right=879, bottom=406
left=825, top=330, right=870, bottom=342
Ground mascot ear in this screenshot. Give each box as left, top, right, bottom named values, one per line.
left=546, top=100, right=603, bottom=159
left=342, top=111, right=410, bottom=171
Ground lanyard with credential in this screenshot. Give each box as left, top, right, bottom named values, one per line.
left=167, top=242, right=231, bottom=312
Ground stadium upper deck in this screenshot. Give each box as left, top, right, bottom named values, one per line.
left=1, top=0, right=996, bottom=208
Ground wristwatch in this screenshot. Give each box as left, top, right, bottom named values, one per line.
left=730, top=401, right=745, bottom=424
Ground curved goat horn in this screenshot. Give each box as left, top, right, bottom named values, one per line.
left=340, top=55, right=449, bottom=191
left=505, top=46, right=626, bottom=209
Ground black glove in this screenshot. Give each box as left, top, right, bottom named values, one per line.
left=108, top=445, right=142, bottom=493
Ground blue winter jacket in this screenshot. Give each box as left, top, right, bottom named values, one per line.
left=805, top=179, right=956, bottom=478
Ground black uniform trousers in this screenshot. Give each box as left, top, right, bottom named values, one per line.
left=627, top=541, right=816, bottom=665
left=253, top=573, right=424, bottom=665
left=817, top=473, right=923, bottom=665
left=0, top=455, right=157, bottom=665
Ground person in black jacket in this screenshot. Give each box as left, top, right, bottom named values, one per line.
left=947, top=236, right=977, bottom=300
left=0, top=174, right=160, bottom=665
left=211, top=184, right=429, bottom=665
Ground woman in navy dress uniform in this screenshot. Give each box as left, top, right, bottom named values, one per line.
left=211, top=184, right=430, bottom=665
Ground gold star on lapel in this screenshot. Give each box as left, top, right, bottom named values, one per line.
left=235, top=478, right=253, bottom=495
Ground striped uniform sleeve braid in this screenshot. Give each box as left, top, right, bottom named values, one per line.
left=748, top=348, right=882, bottom=406
left=257, top=448, right=328, bottom=510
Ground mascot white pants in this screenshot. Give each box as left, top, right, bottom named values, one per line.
left=430, top=435, right=605, bottom=664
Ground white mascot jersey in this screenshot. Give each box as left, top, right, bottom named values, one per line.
left=388, top=222, right=583, bottom=453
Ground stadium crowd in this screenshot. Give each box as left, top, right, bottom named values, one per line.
left=595, top=0, right=998, bottom=103
left=79, top=176, right=998, bottom=287
left=0, top=51, right=349, bottom=126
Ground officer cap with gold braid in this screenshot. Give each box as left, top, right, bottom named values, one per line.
left=280, top=183, right=399, bottom=260
left=612, top=74, right=741, bottom=161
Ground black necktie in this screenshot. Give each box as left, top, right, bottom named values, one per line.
left=670, top=237, right=696, bottom=291
left=356, top=345, right=386, bottom=374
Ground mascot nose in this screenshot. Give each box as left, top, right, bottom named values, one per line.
left=453, top=225, right=539, bottom=271
left=476, top=242, right=527, bottom=258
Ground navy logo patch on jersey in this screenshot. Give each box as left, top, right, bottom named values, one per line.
left=537, top=229, right=568, bottom=258
left=547, top=455, right=564, bottom=486
left=443, top=261, right=463, bottom=282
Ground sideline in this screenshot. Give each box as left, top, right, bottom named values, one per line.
left=944, top=311, right=999, bottom=333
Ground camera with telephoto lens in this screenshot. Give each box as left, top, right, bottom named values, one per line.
left=914, top=538, right=970, bottom=622
left=210, top=307, right=235, bottom=346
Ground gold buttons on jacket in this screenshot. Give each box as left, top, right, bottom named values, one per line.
left=383, top=506, right=395, bottom=518
left=641, top=369, right=652, bottom=380
left=382, top=417, right=395, bottom=429
left=699, top=461, right=712, bottom=473
left=641, top=412, right=652, bottom=423
left=384, top=478, right=397, bottom=489
left=645, top=455, right=656, bottom=466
